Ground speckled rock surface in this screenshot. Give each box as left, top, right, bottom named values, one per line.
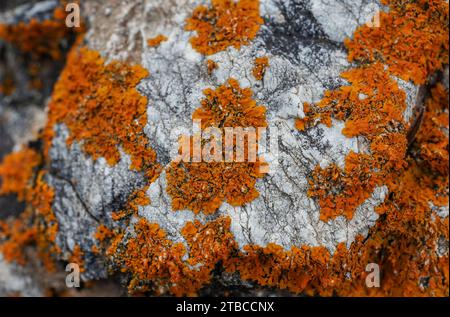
left=45, top=0, right=421, bottom=276
left=2, top=0, right=446, bottom=296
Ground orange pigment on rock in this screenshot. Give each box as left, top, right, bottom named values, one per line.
left=185, top=0, right=263, bottom=55
left=147, top=34, right=168, bottom=47
left=43, top=46, right=160, bottom=180
left=345, top=0, right=449, bottom=85
left=296, top=0, right=448, bottom=221
left=0, top=148, right=59, bottom=270
left=107, top=216, right=236, bottom=295
left=166, top=78, right=267, bottom=214
left=252, top=56, right=269, bottom=81
left=0, top=148, right=40, bottom=201
left=206, top=59, right=218, bottom=75
left=298, top=63, right=408, bottom=221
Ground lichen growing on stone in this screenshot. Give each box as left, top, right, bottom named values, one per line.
left=42, top=46, right=160, bottom=180
left=0, top=148, right=59, bottom=270
left=252, top=56, right=269, bottom=81
left=229, top=83, right=449, bottom=295
left=0, top=212, right=37, bottom=265
left=147, top=34, right=168, bottom=47
left=166, top=79, right=267, bottom=214
left=0, top=4, right=81, bottom=94
left=185, top=0, right=263, bottom=55
left=206, top=59, right=218, bottom=75
left=0, top=148, right=40, bottom=201
left=0, top=0, right=448, bottom=297
left=308, top=152, right=381, bottom=221
left=345, top=0, right=449, bottom=85
left=107, top=215, right=236, bottom=295
left=0, top=10, right=72, bottom=60
left=298, top=63, right=409, bottom=221
left=296, top=0, right=448, bottom=222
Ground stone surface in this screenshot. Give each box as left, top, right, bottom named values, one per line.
left=45, top=0, right=421, bottom=277
left=1, top=0, right=432, bottom=295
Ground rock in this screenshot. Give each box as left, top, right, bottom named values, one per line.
left=55, top=0, right=417, bottom=270
left=0, top=0, right=448, bottom=296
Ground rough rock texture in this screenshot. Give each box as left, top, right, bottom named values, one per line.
left=65, top=0, right=417, bottom=271
left=0, top=0, right=448, bottom=296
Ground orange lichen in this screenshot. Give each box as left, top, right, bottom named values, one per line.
left=166, top=79, right=267, bottom=214
left=185, top=0, right=263, bottom=55
left=0, top=212, right=37, bottom=265
left=193, top=78, right=266, bottom=129
left=413, top=83, right=449, bottom=175
left=206, top=59, right=218, bottom=75
left=345, top=0, right=449, bottom=85
left=43, top=46, right=160, bottom=180
left=0, top=4, right=82, bottom=95
left=94, top=224, right=115, bottom=243
left=252, top=56, right=269, bottom=81
left=147, top=34, right=168, bottom=47
left=0, top=17, right=70, bottom=60
left=108, top=216, right=236, bottom=295
left=167, top=160, right=265, bottom=214
left=69, top=244, right=85, bottom=272
left=107, top=217, right=185, bottom=294
left=0, top=148, right=40, bottom=201
left=0, top=147, right=59, bottom=269
left=308, top=152, right=381, bottom=221
left=298, top=0, right=448, bottom=222
left=229, top=86, right=449, bottom=295
left=111, top=188, right=151, bottom=224
left=298, top=63, right=409, bottom=220
left=29, top=171, right=60, bottom=271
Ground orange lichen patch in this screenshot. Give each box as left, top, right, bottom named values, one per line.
left=0, top=4, right=83, bottom=94
left=92, top=184, right=152, bottom=257
left=94, top=224, right=115, bottom=243
left=227, top=243, right=334, bottom=295
left=30, top=171, right=60, bottom=271
left=185, top=0, right=263, bottom=55
left=298, top=63, right=409, bottom=220
left=308, top=152, right=381, bottom=221
left=43, top=46, right=160, bottom=180
left=297, top=1, right=448, bottom=222
left=0, top=212, right=37, bottom=265
left=0, top=148, right=40, bottom=201
left=181, top=217, right=236, bottom=268
left=110, top=187, right=151, bottom=224
left=0, top=18, right=70, bottom=60
left=206, top=59, right=218, bottom=75
left=345, top=0, right=449, bottom=85
left=108, top=216, right=236, bottom=295
left=166, top=79, right=267, bottom=214
left=95, top=187, right=152, bottom=254
left=230, top=83, right=448, bottom=297
left=147, top=34, right=168, bottom=47
left=300, top=63, right=407, bottom=142
left=0, top=146, right=59, bottom=269
left=193, top=78, right=267, bottom=129
left=413, top=83, right=449, bottom=175
left=167, top=160, right=264, bottom=214
left=104, top=84, right=448, bottom=296
left=69, top=244, right=85, bottom=273
left=252, top=56, right=269, bottom=81
left=107, top=217, right=185, bottom=294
